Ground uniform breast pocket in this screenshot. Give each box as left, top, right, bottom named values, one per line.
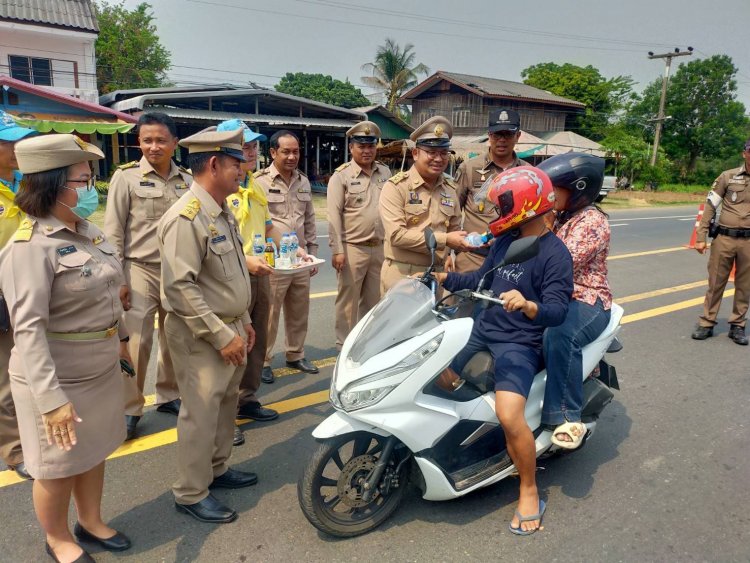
left=296, top=190, right=312, bottom=203
left=404, top=203, right=428, bottom=226
left=56, top=252, right=96, bottom=292
left=208, top=240, right=240, bottom=281
left=726, top=183, right=746, bottom=204
left=134, top=187, right=166, bottom=219
left=266, top=193, right=286, bottom=217
left=345, top=184, right=367, bottom=208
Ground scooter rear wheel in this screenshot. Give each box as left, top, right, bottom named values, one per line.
left=297, top=432, right=409, bottom=537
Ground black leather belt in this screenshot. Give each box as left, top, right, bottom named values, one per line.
left=717, top=226, right=750, bottom=238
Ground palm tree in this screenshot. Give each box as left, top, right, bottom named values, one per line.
left=361, top=39, right=430, bottom=113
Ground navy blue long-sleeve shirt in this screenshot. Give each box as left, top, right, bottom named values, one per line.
left=444, top=231, right=573, bottom=348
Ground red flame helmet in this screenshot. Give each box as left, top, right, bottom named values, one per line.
left=486, top=166, right=555, bottom=237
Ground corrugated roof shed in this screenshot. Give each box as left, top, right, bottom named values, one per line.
left=0, top=0, right=98, bottom=32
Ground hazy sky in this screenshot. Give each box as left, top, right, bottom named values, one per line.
left=123, top=0, right=750, bottom=110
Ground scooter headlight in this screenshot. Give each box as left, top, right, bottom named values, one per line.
left=337, top=333, right=443, bottom=412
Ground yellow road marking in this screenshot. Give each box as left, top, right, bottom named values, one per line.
left=607, top=246, right=685, bottom=261
left=311, top=290, right=338, bottom=299
left=621, top=289, right=733, bottom=324
left=616, top=280, right=708, bottom=304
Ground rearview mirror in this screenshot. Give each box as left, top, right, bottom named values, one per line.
left=503, top=236, right=540, bottom=266
left=424, top=228, right=437, bottom=252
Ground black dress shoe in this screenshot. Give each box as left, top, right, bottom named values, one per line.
left=261, top=366, right=275, bottom=384
left=125, top=415, right=140, bottom=441
left=233, top=426, right=245, bottom=447
left=156, top=398, right=181, bottom=416
left=9, top=461, right=33, bottom=480
left=175, top=493, right=237, bottom=523
left=728, top=325, right=749, bottom=345
left=74, top=522, right=132, bottom=552
left=209, top=467, right=258, bottom=489
left=691, top=325, right=714, bottom=340
left=45, top=542, right=95, bottom=563
left=286, top=358, right=319, bottom=374
left=237, top=402, right=279, bottom=422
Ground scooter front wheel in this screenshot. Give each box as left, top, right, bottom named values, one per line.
left=297, top=432, right=410, bottom=538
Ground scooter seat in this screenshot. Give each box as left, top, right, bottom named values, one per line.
left=460, top=351, right=495, bottom=394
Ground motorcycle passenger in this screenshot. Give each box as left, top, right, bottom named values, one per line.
left=432, top=166, right=573, bottom=535
left=537, top=153, right=612, bottom=450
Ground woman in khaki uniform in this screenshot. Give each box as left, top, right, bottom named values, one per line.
left=0, top=134, right=131, bottom=562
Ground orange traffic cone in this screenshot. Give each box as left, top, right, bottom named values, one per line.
left=685, top=203, right=704, bottom=249
left=729, top=263, right=736, bottom=282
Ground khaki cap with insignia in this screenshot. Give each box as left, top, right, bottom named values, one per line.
left=347, top=121, right=381, bottom=144
left=179, top=126, right=247, bottom=162
left=14, top=134, right=104, bottom=174
left=410, top=116, right=452, bottom=148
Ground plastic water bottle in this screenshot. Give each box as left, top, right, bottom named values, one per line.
left=252, top=234, right=264, bottom=257
left=278, top=233, right=291, bottom=268
left=480, top=231, right=493, bottom=244
left=465, top=232, right=484, bottom=246
left=264, top=237, right=277, bottom=267
left=290, top=231, right=300, bottom=265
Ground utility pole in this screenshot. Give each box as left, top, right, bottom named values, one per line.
left=647, top=47, right=693, bottom=166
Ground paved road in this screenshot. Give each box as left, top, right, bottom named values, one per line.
left=2, top=205, right=748, bottom=562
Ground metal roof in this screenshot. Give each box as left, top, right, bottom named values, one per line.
left=0, top=0, right=98, bottom=32
left=400, top=71, right=586, bottom=109
left=152, top=108, right=358, bottom=130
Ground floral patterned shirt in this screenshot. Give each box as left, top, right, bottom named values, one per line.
left=554, top=207, right=612, bottom=309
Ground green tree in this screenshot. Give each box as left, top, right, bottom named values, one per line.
left=275, top=73, right=369, bottom=108
left=628, top=55, right=749, bottom=177
left=599, top=124, right=651, bottom=184
left=361, top=39, right=429, bottom=113
left=521, top=62, right=634, bottom=140
left=94, top=1, right=172, bottom=93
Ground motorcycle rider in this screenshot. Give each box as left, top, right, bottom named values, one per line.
left=537, top=154, right=612, bottom=450
left=432, top=166, right=573, bottom=535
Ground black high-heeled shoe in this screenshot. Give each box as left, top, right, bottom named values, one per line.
left=73, top=522, right=132, bottom=551
left=45, top=542, right=95, bottom=563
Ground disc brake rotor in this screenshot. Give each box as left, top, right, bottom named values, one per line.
left=337, top=454, right=378, bottom=508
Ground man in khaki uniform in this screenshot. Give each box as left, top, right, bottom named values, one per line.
left=104, top=112, right=190, bottom=440
left=159, top=127, right=257, bottom=524
left=692, top=138, right=750, bottom=345
left=0, top=111, right=37, bottom=480
left=328, top=121, right=390, bottom=349
left=453, top=109, right=528, bottom=272
left=254, top=130, right=319, bottom=375
left=380, top=116, right=470, bottom=294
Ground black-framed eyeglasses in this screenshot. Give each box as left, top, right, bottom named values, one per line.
left=66, top=175, right=97, bottom=191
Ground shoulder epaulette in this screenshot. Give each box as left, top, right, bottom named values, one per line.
left=298, top=170, right=308, bottom=179
left=443, top=176, right=458, bottom=190
left=179, top=165, right=193, bottom=177
left=253, top=168, right=270, bottom=178
left=389, top=171, right=407, bottom=184
left=179, top=198, right=201, bottom=221
left=335, top=162, right=350, bottom=173
left=13, top=218, right=34, bottom=242
left=118, top=161, right=139, bottom=170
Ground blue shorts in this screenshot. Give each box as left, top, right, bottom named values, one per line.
left=450, top=330, right=541, bottom=398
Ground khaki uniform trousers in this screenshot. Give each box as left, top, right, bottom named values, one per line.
left=238, top=275, right=271, bottom=408
left=335, top=243, right=384, bottom=348
left=0, top=328, right=22, bottom=467
left=165, top=313, right=244, bottom=504
left=699, top=234, right=750, bottom=328
left=123, top=261, right=179, bottom=415
left=455, top=250, right=486, bottom=273
left=380, top=259, right=443, bottom=297
left=265, top=270, right=310, bottom=365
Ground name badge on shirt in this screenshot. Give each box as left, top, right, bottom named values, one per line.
left=139, top=181, right=156, bottom=187
left=211, top=235, right=227, bottom=244
left=350, top=181, right=361, bottom=186
left=269, top=188, right=281, bottom=194
left=57, top=245, right=77, bottom=256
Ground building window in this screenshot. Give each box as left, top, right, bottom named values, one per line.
left=452, top=107, right=471, bottom=128
left=8, top=55, right=78, bottom=88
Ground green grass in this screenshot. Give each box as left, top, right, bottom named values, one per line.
left=630, top=183, right=707, bottom=194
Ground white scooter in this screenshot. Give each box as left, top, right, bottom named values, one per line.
left=298, top=231, right=622, bottom=538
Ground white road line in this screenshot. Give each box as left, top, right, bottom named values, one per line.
left=610, top=214, right=695, bottom=221
left=610, top=223, right=629, bottom=227
left=679, top=218, right=697, bottom=221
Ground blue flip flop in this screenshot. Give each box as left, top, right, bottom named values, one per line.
left=508, top=499, right=546, bottom=536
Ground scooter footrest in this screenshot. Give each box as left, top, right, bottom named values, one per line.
left=450, top=451, right=513, bottom=491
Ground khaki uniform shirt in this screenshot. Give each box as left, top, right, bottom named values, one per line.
left=327, top=160, right=390, bottom=254
left=454, top=152, right=528, bottom=235
left=0, top=216, right=123, bottom=413
left=158, top=182, right=252, bottom=351
left=698, top=165, right=750, bottom=242
left=104, top=157, right=192, bottom=264
left=254, top=163, right=318, bottom=255
left=380, top=166, right=461, bottom=267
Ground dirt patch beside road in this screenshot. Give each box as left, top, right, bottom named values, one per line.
left=604, top=191, right=705, bottom=208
